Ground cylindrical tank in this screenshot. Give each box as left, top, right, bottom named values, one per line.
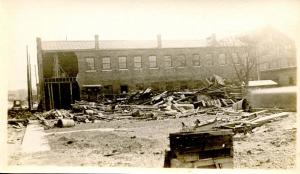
left=57, top=119, right=75, bottom=128
left=232, top=99, right=251, bottom=111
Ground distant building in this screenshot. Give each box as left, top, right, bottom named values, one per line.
left=252, top=27, right=297, bottom=86
left=37, top=34, right=258, bottom=110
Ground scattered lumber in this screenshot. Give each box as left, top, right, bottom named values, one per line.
left=251, top=112, right=289, bottom=125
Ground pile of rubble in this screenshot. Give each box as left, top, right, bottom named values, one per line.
left=7, top=110, right=33, bottom=129
left=8, top=74, right=290, bottom=134
left=32, top=75, right=250, bottom=128
left=180, top=110, right=290, bottom=135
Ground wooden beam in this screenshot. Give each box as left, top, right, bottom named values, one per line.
left=251, top=112, right=289, bottom=125
left=58, top=83, right=61, bottom=108
left=70, top=82, right=73, bottom=104
left=47, top=83, right=52, bottom=109
left=50, top=83, right=54, bottom=109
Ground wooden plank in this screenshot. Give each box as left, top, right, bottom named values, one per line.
left=50, top=84, right=54, bottom=109
left=170, top=159, right=193, bottom=168
left=193, top=157, right=233, bottom=168
left=170, top=134, right=233, bottom=152
left=170, top=129, right=233, bottom=137
left=70, top=82, right=73, bottom=104
left=58, top=83, right=61, bottom=108
left=175, top=152, right=199, bottom=162
left=251, top=112, right=289, bottom=125
left=242, top=110, right=268, bottom=119
left=47, top=83, right=52, bottom=109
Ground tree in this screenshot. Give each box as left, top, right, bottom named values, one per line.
left=219, top=36, right=257, bottom=85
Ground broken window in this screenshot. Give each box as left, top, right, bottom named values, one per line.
left=219, top=53, right=226, bottom=65
left=164, top=55, right=172, bottom=67
left=102, top=57, right=111, bottom=70
left=134, top=56, right=142, bottom=68
left=177, top=54, right=186, bottom=67
left=85, top=57, right=95, bottom=70
left=149, top=55, right=157, bottom=68
left=118, top=56, right=127, bottom=69
left=192, top=54, right=201, bottom=66
left=241, top=52, right=249, bottom=64
left=259, top=62, right=268, bottom=71
left=206, top=54, right=213, bottom=66
left=103, top=85, right=113, bottom=94
left=120, top=85, right=128, bottom=94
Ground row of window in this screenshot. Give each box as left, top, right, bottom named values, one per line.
left=85, top=53, right=248, bottom=71
left=259, top=58, right=296, bottom=71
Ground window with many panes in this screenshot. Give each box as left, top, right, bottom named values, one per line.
left=177, top=54, right=186, bottom=67
left=134, top=56, right=142, bottom=68
left=118, top=56, right=127, bottom=69
left=85, top=57, right=95, bottom=70
left=102, top=57, right=111, bottom=70
left=149, top=55, right=157, bottom=68
left=219, top=53, right=226, bottom=65
left=241, top=52, right=249, bottom=64
left=232, top=52, right=239, bottom=64
left=260, top=62, right=267, bottom=71
left=192, top=54, right=201, bottom=66
left=164, top=55, right=172, bottom=67
left=206, top=54, right=213, bottom=66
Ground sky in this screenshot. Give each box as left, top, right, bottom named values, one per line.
left=1, top=0, right=300, bottom=91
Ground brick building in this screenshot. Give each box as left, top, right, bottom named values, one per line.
left=253, top=27, right=297, bottom=86
left=37, top=35, right=257, bottom=110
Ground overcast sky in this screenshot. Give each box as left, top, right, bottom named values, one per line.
left=1, top=0, right=299, bottom=91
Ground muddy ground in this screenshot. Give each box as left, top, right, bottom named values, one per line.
left=7, top=112, right=297, bottom=168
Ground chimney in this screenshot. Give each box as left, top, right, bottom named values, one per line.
left=95, top=34, right=99, bottom=50
left=157, top=34, right=162, bottom=48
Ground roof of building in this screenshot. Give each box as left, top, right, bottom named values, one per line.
left=41, top=39, right=208, bottom=51
left=248, top=80, right=278, bottom=87
left=250, top=86, right=296, bottom=94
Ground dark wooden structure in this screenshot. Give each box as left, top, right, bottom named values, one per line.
left=164, top=129, right=234, bottom=168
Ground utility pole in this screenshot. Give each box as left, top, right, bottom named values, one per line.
left=35, top=65, right=38, bottom=103
left=26, top=45, right=32, bottom=110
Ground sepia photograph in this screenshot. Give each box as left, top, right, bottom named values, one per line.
left=1, top=0, right=299, bottom=172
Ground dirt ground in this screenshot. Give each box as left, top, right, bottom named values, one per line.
left=7, top=112, right=297, bottom=168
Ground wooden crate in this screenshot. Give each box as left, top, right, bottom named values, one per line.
left=165, top=129, right=234, bottom=168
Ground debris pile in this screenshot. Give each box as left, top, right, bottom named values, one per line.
left=27, top=75, right=287, bottom=130
left=30, top=75, right=249, bottom=128
left=7, top=110, right=32, bottom=119
left=179, top=110, right=290, bottom=135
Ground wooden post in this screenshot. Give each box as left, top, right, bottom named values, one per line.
left=47, top=83, right=52, bottom=109
left=58, top=83, right=61, bottom=108
left=50, top=83, right=54, bottom=109
left=37, top=38, right=46, bottom=110
left=70, top=82, right=73, bottom=104
left=26, top=45, right=32, bottom=110
left=53, top=53, right=59, bottom=77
